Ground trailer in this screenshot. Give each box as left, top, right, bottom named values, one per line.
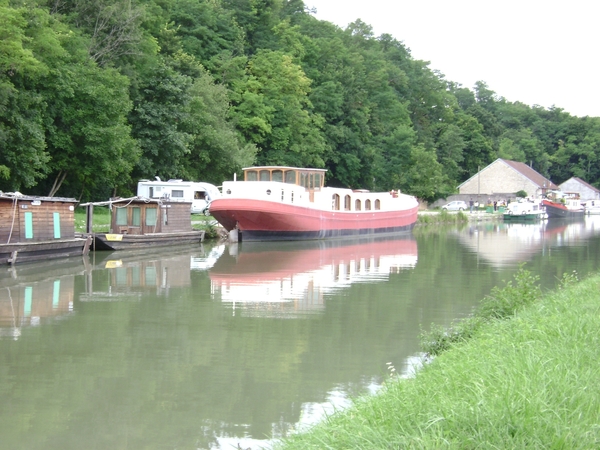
left=136, top=179, right=220, bottom=214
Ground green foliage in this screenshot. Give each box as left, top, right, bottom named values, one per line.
left=1, top=0, right=598, bottom=200
left=421, top=266, right=541, bottom=356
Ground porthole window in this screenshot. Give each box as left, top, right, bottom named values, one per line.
left=266, top=189, right=271, bottom=195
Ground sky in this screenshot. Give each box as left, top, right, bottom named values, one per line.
left=306, top=0, right=600, bottom=117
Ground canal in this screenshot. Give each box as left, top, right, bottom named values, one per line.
left=1, top=216, right=599, bottom=449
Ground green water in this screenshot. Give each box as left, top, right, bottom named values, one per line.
left=2, top=217, right=600, bottom=449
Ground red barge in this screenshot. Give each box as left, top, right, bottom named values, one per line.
left=209, top=166, right=419, bottom=242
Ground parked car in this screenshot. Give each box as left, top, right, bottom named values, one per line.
left=442, top=200, right=468, bottom=211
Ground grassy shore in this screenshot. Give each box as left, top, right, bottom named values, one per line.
left=274, top=270, right=600, bottom=449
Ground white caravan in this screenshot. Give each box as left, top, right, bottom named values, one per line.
left=136, top=178, right=221, bottom=214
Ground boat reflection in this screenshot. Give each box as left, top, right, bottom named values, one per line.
left=209, top=236, right=418, bottom=316
left=81, top=244, right=221, bottom=301
left=0, top=259, right=86, bottom=339
left=456, top=216, right=600, bottom=267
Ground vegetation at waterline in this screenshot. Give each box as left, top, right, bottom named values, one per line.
left=416, top=210, right=470, bottom=225
left=2, top=1, right=600, bottom=204
left=274, top=268, right=600, bottom=449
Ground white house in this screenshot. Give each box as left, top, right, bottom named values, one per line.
left=559, top=177, right=600, bottom=202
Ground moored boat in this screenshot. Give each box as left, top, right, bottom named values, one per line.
left=81, top=197, right=204, bottom=251
left=502, top=199, right=548, bottom=222
left=541, top=191, right=585, bottom=219
left=208, top=166, right=419, bottom=242
left=0, top=193, right=91, bottom=265
left=583, top=200, right=600, bottom=215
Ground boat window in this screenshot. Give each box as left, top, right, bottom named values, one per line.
left=375, top=199, right=381, bottom=210
left=284, top=170, right=296, bottom=184
left=259, top=170, right=270, bottom=181
left=344, top=195, right=351, bottom=211
left=300, top=172, right=309, bottom=188
left=315, top=173, right=322, bottom=189
left=172, top=190, right=184, bottom=198
left=246, top=170, right=258, bottom=181
left=365, top=199, right=371, bottom=211
left=272, top=170, right=283, bottom=182
left=291, top=191, right=294, bottom=203
left=132, top=207, right=141, bottom=226
left=281, top=189, right=285, bottom=201
left=355, top=199, right=361, bottom=211
left=332, top=194, right=340, bottom=210
left=309, top=173, right=315, bottom=189
left=146, top=207, right=157, bottom=226
left=116, top=208, right=128, bottom=226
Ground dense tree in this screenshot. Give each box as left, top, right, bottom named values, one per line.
left=1, top=0, right=598, bottom=201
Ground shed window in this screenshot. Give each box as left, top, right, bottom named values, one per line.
left=132, top=207, right=141, bottom=226
left=25, top=212, right=33, bottom=239
left=53, top=212, right=61, bottom=238
left=116, top=208, right=127, bottom=226
left=146, top=208, right=157, bottom=226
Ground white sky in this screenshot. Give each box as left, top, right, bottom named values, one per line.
left=306, top=0, right=600, bottom=117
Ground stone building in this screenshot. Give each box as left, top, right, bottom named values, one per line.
left=559, top=177, right=600, bottom=202
left=458, top=159, right=557, bottom=201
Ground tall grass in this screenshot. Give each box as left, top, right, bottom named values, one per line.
left=417, top=210, right=470, bottom=225
left=275, top=270, right=600, bottom=449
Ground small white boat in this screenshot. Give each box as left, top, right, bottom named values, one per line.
left=584, top=200, right=600, bottom=215
left=503, top=199, right=548, bottom=222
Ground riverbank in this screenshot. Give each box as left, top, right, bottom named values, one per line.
left=274, top=271, right=600, bottom=449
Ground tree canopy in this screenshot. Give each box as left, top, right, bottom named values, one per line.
left=1, top=0, right=598, bottom=202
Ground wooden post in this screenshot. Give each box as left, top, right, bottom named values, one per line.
left=85, top=204, right=94, bottom=234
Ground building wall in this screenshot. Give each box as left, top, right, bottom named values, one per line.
left=559, top=179, right=600, bottom=201
left=459, top=161, right=539, bottom=197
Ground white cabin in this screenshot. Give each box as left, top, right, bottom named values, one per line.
left=137, top=179, right=220, bottom=214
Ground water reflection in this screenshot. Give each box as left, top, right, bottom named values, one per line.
left=0, top=259, right=85, bottom=339
left=455, top=217, right=600, bottom=267
left=4, top=221, right=600, bottom=450
left=209, top=236, right=418, bottom=317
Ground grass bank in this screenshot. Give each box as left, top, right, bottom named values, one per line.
left=275, top=270, right=600, bottom=449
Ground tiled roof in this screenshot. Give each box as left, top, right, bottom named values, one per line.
left=501, top=159, right=558, bottom=189
left=561, top=177, right=600, bottom=193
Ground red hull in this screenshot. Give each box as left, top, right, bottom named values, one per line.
left=541, top=200, right=585, bottom=219
left=209, top=199, right=418, bottom=241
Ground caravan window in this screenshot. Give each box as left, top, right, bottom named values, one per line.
left=172, top=190, right=184, bottom=198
